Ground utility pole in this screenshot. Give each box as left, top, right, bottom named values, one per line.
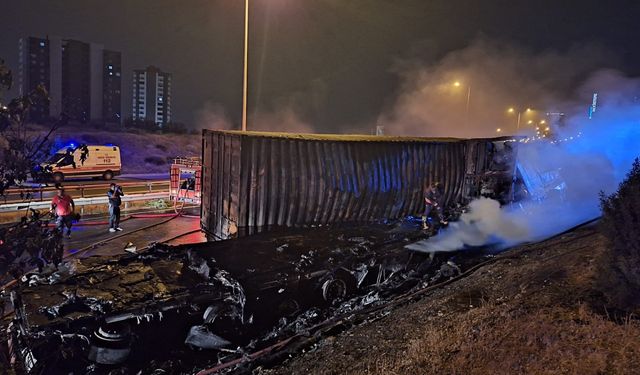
left=241, top=0, right=249, bottom=131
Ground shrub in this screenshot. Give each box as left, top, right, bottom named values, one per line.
left=155, top=143, right=168, bottom=152
left=599, top=158, right=640, bottom=300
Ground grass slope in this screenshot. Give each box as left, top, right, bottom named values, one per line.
left=44, top=127, right=201, bottom=174
left=261, top=226, right=640, bottom=375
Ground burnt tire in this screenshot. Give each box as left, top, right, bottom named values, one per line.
left=52, top=172, right=64, bottom=183
left=321, top=278, right=347, bottom=304
left=102, top=171, right=114, bottom=180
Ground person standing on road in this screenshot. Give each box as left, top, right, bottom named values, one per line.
left=107, top=183, right=124, bottom=233
left=422, top=182, right=448, bottom=230
left=50, top=188, right=75, bottom=238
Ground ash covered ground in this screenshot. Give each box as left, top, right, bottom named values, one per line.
left=7, top=219, right=495, bottom=374
left=259, top=224, right=640, bottom=375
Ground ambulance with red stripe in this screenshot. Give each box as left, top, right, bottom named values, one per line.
left=41, top=144, right=122, bottom=182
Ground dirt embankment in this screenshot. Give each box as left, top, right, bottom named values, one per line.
left=30, top=126, right=201, bottom=174
left=261, top=225, right=640, bottom=375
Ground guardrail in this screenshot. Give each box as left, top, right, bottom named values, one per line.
left=0, top=191, right=170, bottom=213
left=2, top=180, right=169, bottom=204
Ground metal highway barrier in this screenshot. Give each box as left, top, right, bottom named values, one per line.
left=1, top=180, right=170, bottom=205
left=0, top=192, right=170, bottom=213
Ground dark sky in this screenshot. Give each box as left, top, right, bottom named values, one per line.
left=2, top=0, right=640, bottom=132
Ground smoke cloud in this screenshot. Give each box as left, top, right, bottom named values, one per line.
left=195, top=102, right=234, bottom=132
left=380, top=38, right=614, bottom=138
left=405, top=198, right=530, bottom=252
left=406, top=70, right=640, bottom=253
left=195, top=102, right=314, bottom=134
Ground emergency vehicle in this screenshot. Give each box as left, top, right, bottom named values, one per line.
left=39, top=144, right=122, bottom=182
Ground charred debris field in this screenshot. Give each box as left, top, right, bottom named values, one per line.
left=261, top=225, right=640, bottom=375
left=7, top=219, right=499, bottom=374
left=7, top=219, right=637, bottom=374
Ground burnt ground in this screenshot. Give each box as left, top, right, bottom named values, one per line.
left=258, top=224, right=640, bottom=375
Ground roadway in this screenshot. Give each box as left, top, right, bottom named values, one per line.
left=64, top=211, right=205, bottom=259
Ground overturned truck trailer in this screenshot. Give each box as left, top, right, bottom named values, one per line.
left=201, top=130, right=516, bottom=239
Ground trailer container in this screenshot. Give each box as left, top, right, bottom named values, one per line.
left=201, top=130, right=514, bottom=239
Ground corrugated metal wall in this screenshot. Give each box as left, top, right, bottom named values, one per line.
left=202, top=130, right=507, bottom=240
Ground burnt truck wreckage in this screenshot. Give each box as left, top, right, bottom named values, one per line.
left=200, top=131, right=518, bottom=239
left=6, top=132, right=533, bottom=373
left=7, top=222, right=495, bottom=374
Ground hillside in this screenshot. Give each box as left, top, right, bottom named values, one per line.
left=260, top=225, right=640, bottom=375
left=34, top=126, right=201, bottom=174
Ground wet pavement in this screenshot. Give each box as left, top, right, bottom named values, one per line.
left=63, top=211, right=206, bottom=259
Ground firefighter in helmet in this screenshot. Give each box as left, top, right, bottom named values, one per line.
left=422, top=182, right=448, bottom=230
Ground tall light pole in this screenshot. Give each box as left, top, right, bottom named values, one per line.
left=241, top=0, right=249, bottom=132
left=453, top=81, right=471, bottom=127
left=464, top=84, right=471, bottom=127
left=507, top=107, right=532, bottom=133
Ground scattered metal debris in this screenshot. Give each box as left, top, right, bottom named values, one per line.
left=7, top=220, right=491, bottom=373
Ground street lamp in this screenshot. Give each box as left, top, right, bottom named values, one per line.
left=507, top=107, right=534, bottom=133
left=241, top=0, right=249, bottom=132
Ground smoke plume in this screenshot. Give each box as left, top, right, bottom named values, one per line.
left=380, top=38, right=614, bottom=138
left=195, top=102, right=314, bottom=134
left=407, top=69, right=640, bottom=253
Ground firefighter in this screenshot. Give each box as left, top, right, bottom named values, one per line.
left=107, top=183, right=124, bottom=233
left=50, top=188, right=75, bottom=238
left=422, top=182, right=448, bottom=230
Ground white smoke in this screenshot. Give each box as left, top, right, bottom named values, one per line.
left=195, top=102, right=234, bottom=131
left=405, top=198, right=530, bottom=252
left=403, top=47, right=640, bottom=253
left=381, top=38, right=613, bottom=138
left=196, top=102, right=315, bottom=134
left=406, top=88, right=640, bottom=253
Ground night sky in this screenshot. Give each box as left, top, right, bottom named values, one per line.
left=2, top=0, right=640, bottom=132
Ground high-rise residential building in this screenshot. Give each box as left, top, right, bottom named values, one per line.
left=18, top=36, right=121, bottom=124
left=132, top=66, right=172, bottom=127
left=103, top=50, right=122, bottom=123
left=61, top=39, right=91, bottom=123
left=18, top=37, right=51, bottom=123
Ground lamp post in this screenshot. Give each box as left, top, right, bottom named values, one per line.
left=507, top=107, right=532, bottom=133
left=454, top=81, right=471, bottom=127
left=241, top=0, right=249, bottom=132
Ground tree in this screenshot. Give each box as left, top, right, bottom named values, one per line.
left=599, top=158, right=640, bottom=308
left=0, top=63, right=70, bottom=195
left=0, top=59, right=68, bottom=278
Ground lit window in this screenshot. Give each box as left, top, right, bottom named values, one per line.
left=39, top=41, right=45, bottom=47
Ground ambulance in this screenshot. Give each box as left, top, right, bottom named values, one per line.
left=39, top=144, right=122, bottom=182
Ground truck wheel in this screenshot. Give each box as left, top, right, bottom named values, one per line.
left=102, top=171, right=114, bottom=180
left=52, top=172, right=64, bottom=183
left=321, top=278, right=347, bottom=304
